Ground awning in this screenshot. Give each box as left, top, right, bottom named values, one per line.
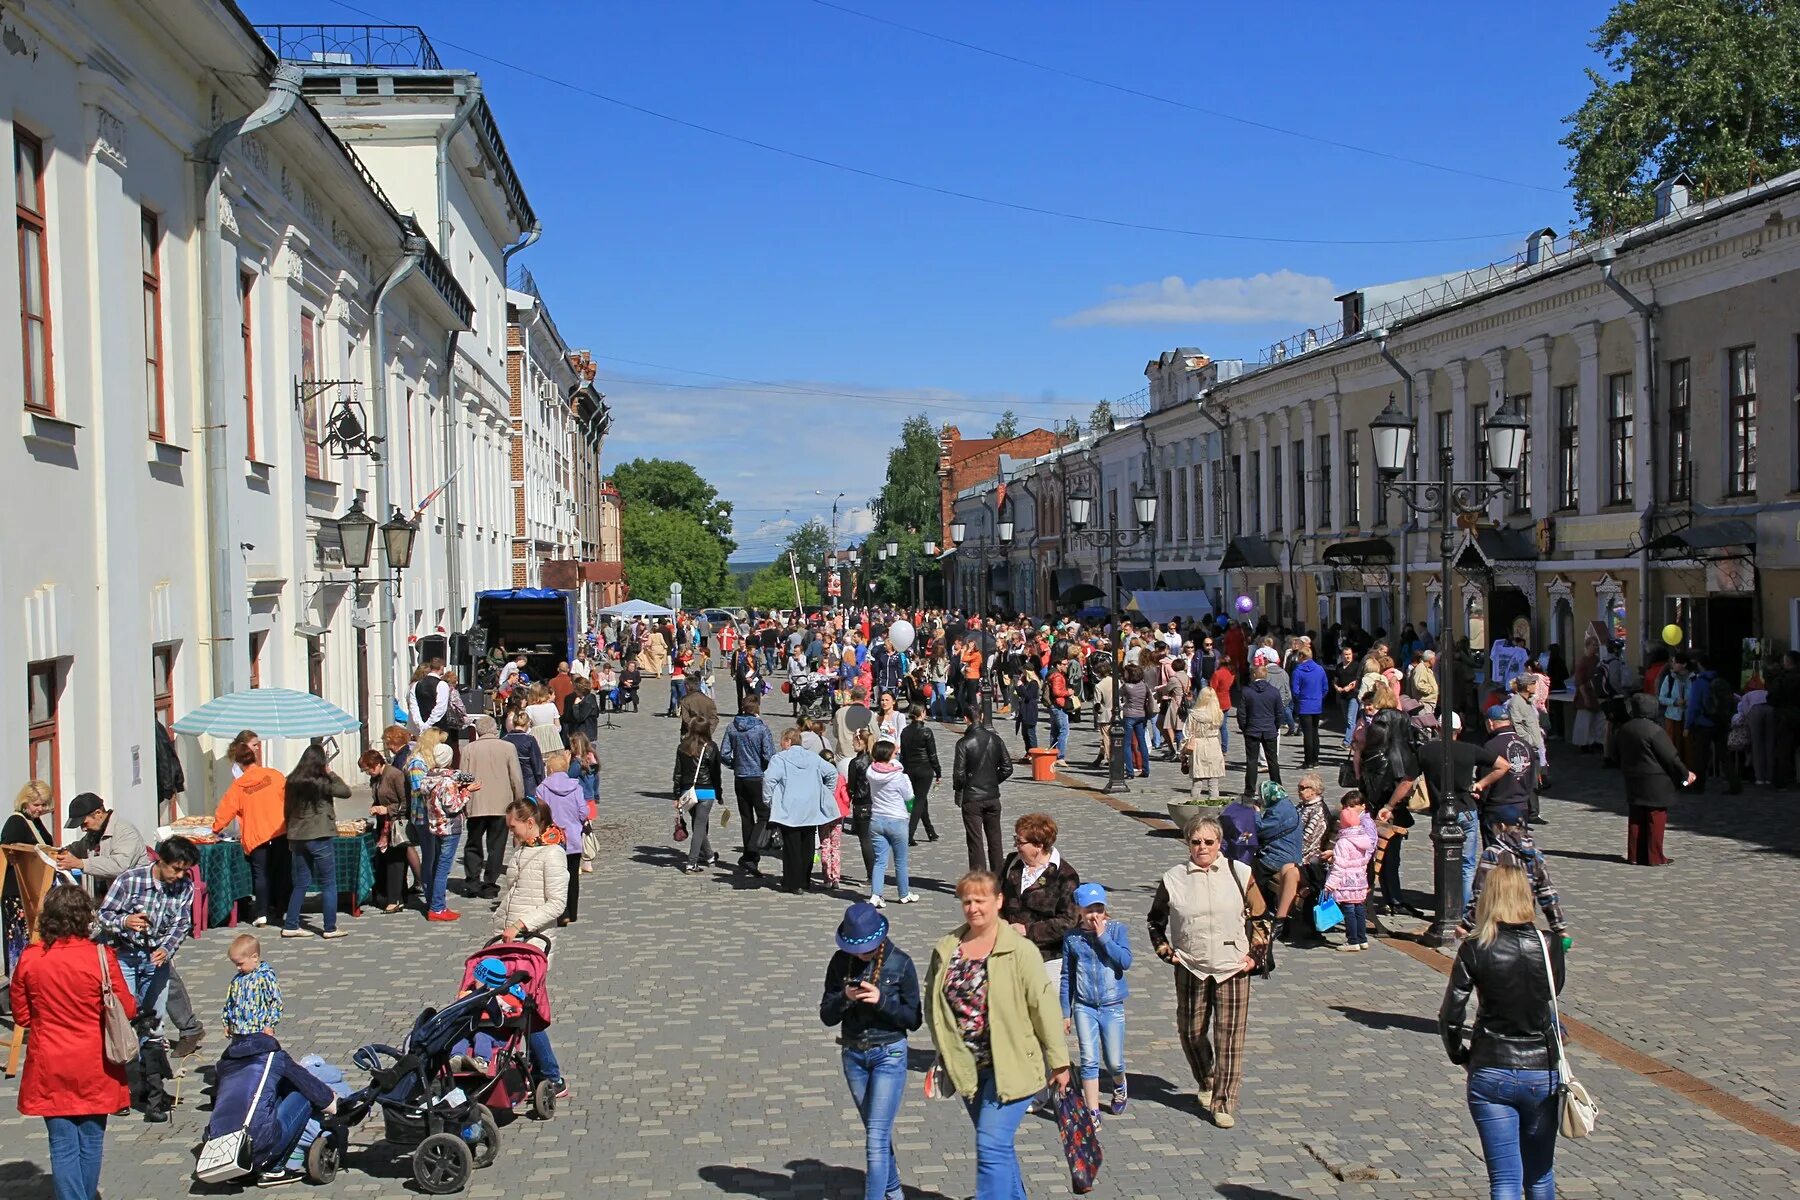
left=1646, top=517, right=1757, bottom=562
left=1456, top=526, right=1539, bottom=570
left=1157, top=567, right=1207, bottom=589
left=1126, top=590, right=1215, bottom=624
left=1052, top=567, right=1083, bottom=597
left=1320, top=537, right=1395, bottom=566
left=1115, top=569, right=1156, bottom=594
left=1220, top=537, right=1279, bottom=571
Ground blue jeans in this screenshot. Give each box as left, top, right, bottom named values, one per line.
left=1123, top=717, right=1150, bottom=776
left=528, top=1030, right=562, bottom=1083
left=284, top=837, right=338, bottom=933
left=418, top=826, right=463, bottom=913
left=261, top=1088, right=314, bottom=1173
left=963, top=1069, right=1031, bottom=1200
left=842, top=1041, right=907, bottom=1200
left=1220, top=711, right=1233, bottom=755
left=666, top=678, right=685, bottom=714
left=114, top=948, right=170, bottom=1042
left=1049, top=708, right=1070, bottom=758
left=869, top=816, right=910, bottom=899
left=1341, top=900, right=1368, bottom=946
left=1458, top=811, right=1481, bottom=912
left=1071, top=1002, right=1125, bottom=1083
left=1343, top=697, right=1360, bottom=745
left=45, top=1114, right=106, bottom=1200
left=1467, top=1067, right=1560, bottom=1199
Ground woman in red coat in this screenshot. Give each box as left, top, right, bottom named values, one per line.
left=12, top=884, right=135, bottom=1200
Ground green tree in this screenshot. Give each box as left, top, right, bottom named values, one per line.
left=1087, top=399, right=1114, bottom=435
left=742, top=562, right=818, bottom=610
left=1059, top=416, right=1082, bottom=441
left=1562, top=0, right=1800, bottom=230
left=783, top=519, right=831, bottom=570
left=870, top=413, right=942, bottom=540
left=620, top=506, right=733, bottom=609
left=609, top=458, right=736, bottom=556
left=991, top=409, right=1019, bottom=440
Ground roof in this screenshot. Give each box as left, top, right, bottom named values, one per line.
left=1320, top=537, right=1396, bottom=566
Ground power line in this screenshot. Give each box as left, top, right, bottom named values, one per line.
left=319, top=0, right=1537, bottom=247
left=804, top=0, right=1562, bottom=196
left=594, top=354, right=1092, bottom=411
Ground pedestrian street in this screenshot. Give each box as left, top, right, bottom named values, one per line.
left=5, top=692, right=1795, bottom=1200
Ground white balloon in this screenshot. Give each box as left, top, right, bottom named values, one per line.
left=888, top=619, right=916, bottom=653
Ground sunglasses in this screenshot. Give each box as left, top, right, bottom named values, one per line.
left=1187, top=837, right=1219, bottom=847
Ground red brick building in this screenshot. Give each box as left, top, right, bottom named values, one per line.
left=936, top=425, right=1068, bottom=547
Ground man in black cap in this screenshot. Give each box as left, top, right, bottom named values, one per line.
left=54, top=793, right=148, bottom=893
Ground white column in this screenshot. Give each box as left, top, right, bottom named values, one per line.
left=1572, top=322, right=1602, bottom=515
left=1447, top=358, right=1471, bottom=487
left=1300, top=403, right=1317, bottom=531
left=1257, top=417, right=1272, bottom=536
left=1323, top=394, right=1343, bottom=532
left=1479, top=347, right=1509, bottom=521
left=1269, top=410, right=1290, bottom=533
left=1524, top=336, right=1553, bottom=518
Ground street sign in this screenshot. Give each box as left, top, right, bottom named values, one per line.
left=669, top=582, right=683, bottom=611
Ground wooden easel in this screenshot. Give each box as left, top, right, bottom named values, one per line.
left=2, top=844, right=55, bottom=1077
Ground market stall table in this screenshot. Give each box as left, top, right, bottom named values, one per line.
left=193, top=839, right=253, bottom=928
left=307, top=829, right=377, bottom=917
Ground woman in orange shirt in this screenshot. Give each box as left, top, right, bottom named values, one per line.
left=212, top=730, right=289, bottom=927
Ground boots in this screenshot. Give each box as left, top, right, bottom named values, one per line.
left=140, top=1039, right=174, bottom=1122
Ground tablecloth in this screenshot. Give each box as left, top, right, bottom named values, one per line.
left=195, top=840, right=253, bottom=927
left=308, top=830, right=376, bottom=906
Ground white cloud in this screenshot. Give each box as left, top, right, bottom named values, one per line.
left=1057, top=270, right=1338, bottom=328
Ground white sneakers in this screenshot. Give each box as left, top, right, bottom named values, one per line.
left=868, top=895, right=886, bottom=908
left=898, top=893, right=921, bottom=904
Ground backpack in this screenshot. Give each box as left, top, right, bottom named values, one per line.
left=1703, top=674, right=1732, bottom=722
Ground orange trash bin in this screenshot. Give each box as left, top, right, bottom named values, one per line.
left=1028, top=748, right=1059, bottom=782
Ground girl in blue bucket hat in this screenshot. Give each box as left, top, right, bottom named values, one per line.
left=820, top=902, right=921, bottom=1200
left=1060, top=882, right=1134, bottom=1119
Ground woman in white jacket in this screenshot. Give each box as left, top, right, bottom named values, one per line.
left=865, top=741, right=918, bottom=908
left=491, top=798, right=572, bottom=1100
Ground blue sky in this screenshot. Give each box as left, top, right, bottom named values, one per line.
left=249, top=0, right=1611, bottom=560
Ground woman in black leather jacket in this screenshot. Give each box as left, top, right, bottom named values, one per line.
left=1439, top=859, right=1567, bottom=1200
left=674, top=719, right=723, bottom=874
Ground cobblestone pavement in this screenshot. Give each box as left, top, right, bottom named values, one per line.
left=4, top=679, right=1797, bottom=1199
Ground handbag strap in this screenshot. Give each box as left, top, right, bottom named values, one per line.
left=96, top=944, right=115, bottom=1002
left=1533, top=929, right=1569, bottom=1077
left=244, top=1053, right=277, bottom=1124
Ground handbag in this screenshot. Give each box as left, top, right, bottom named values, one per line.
left=1225, top=860, right=1276, bottom=979
left=1406, top=774, right=1432, bottom=813
left=1312, top=891, right=1345, bottom=932
left=1337, top=758, right=1359, bottom=788
left=1535, top=930, right=1598, bottom=1139
left=1052, top=1083, right=1104, bottom=1193
left=195, top=1052, right=276, bottom=1182
left=96, top=945, right=136, bottom=1066
left=1727, top=720, right=1750, bottom=752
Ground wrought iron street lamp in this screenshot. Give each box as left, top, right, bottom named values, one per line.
left=1064, top=479, right=1159, bottom=793
left=1369, top=388, right=1526, bottom=948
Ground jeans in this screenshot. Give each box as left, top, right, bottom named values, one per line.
left=114, top=947, right=171, bottom=1042
left=869, top=815, right=910, bottom=899
left=1049, top=707, right=1070, bottom=758
left=1220, top=711, right=1233, bottom=755
left=417, top=826, right=462, bottom=914
left=842, top=1041, right=907, bottom=1200
left=687, top=799, right=715, bottom=867
left=963, top=1069, right=1031, bottom=1200
left=1071, top=1002, right=1125, bottom=1084
left=1458, top=811, right=1481, bottom=911
left=1123, top=717, right=1150, bottom=776
left=284, top=837, right=338, bottom=932
left=1242, top=734, right=1281, bottom=794
left=528, top=1029, right=562, bottom=1082
left=245, top=839, right=289, bottom=924
left=1341, top=900, right=1368, bottom=945
left=667, top=678, right=685, bottom=715
left=262, top=1088, right=314, bottom=1173
left=1343, top=697, right=1360, bottom=745
left=462, top=815, right=508, bottom=889
left=1467, top=1067, right=1560, bottom=1199
left=44, top=1114, right=106, bottom=1200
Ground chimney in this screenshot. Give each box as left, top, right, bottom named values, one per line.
left=1654, top=172, right=1692, bottom=219
left=1525, top=227, right=1556, bottom=265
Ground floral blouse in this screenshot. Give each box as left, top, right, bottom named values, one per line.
left=943, top=947, right=992, bottom=1066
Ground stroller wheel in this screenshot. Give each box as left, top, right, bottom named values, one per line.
left=531, top=1078, right=559, bottom=1120
left=413, top=1132, right=474, bottom=1194
left=304, top=1135, right=340, bottom=1183
left=467, top=1104, right=501, bottom=1168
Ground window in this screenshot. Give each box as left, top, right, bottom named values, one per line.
left=1472, top=402, right=1490, bottom=484
left=16, top=130, right=53, bottom=413
left=1269, top=445, right=1283, bottom=531
left=1315, top=434, right=1332, bottom=527
left=1343, top=430, right=1360, bottom=526
left=1175, top=468, right=1189, bottom=542
left=1607, top=372, right=1634, bottom=504
left=1435, top=411, right=1452, bottom=481
left=1230, top=454, right=1243, bottom=535
left=1667, top=359, right=1691, bottom=501
left=1728, top=346, right=1757, bottom=495
left=300, top=312, right=323, bottom=477
left=248, top=630, right=267, bottom=689
left=151, top=645, right=174, bottom=730
left=1556, top=384, right=1579, bottom=509
left=1248, top=450, right=1262, bottom=531
left=1292, top=438, right=1306, bottom=529
left=142, top=211, right=165, bottom=438
left=27, top=661, right=62, bottom=828
left=1209, top=461, right=1224, bottom=537
left=239, top=270, right=257, bottom=460
left=1510, top=395, right=1532, bottom=513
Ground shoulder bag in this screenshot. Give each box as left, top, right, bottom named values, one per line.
left=195, top=1052, right=276, bottom=1182
left=1534, top=929, right=1598, bottom=1138
left=1225, top=860, right=1276, bottom=979
left=97, top=945, right=136, bottom=1066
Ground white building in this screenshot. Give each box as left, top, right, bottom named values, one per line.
left=0, top=0, right=473, bottom=828
left=505, top=271, right=579, bottom=590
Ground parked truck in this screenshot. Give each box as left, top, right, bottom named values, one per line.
left=465, top=588, right=577, bottom=693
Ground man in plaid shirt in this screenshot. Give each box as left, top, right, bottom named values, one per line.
left=93, top=835, right=199, bottom=1121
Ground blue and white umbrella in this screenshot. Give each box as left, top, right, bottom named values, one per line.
left=172, top=688, right=362, bottom=739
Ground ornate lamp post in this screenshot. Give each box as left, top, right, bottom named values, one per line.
left=1368, top=389, right=1529, bottom=948
left=1064, top=476, right=1158, bottom=793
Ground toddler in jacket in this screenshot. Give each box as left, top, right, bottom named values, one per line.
left=1060, top=883, right=1133, bottom=1118
left=222, top=934, right=283, bottom=1036
left=1324, top=793, right=1375, bottom=951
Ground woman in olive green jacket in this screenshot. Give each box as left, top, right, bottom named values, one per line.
left=924, top=870, right=1071, bottom=1199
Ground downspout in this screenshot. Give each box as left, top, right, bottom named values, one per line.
left=1378, top=334, right=1416, bottom=633
left=435, top=83, right=482, bottom=647
left=370, top=233, right=430, bottom=741
left=198, top=65, right=302, bottom=701
left=1596, top=245, right=1660, bottom=653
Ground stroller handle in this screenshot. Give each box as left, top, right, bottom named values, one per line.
left=483, top=930, right=551, bottom=950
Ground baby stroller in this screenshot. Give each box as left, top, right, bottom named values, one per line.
left=302, top=939, right=553, bottom=1194
left=448, top=937, right=558, bottom=1120
left=790, top=676, right=834, bottom=721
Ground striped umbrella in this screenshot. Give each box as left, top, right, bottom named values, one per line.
left=172, top=688, right=362, bottom=739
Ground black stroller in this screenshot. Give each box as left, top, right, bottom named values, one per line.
left=303, top=967, right=530, bottom=1193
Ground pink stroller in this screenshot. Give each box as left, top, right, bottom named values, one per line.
left=452, top=936, right=559, bottom=1119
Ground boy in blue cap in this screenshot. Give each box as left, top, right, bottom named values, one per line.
left=1060, top=882, right=1132, bottom=1118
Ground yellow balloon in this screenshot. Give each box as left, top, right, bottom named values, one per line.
left=1661, top=623, right=1683, bottom=647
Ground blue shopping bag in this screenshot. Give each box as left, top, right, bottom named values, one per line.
left=1313, top=891, right=1345, bottom=932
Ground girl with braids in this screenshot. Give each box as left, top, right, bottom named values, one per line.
left=821, top=902, right=920, bottom=1200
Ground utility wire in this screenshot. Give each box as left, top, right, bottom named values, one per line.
left=319, top=0, right=1536, bottom=247
left=804, top=0, right=1562, bottom=196
left=594, top=354, right=1093, bottom=411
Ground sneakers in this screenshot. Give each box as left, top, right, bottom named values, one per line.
left=256, top=1168, right=303, bottom=1188
left=1109, top=1081, right=1128, bottom=1115
left=897, top=893, right=920, bottom=904
left=551, top=1078, right=572, bottom=1100
left=426, top=909, right=461, bottom=922
left=868, top=895, right=886, bottom=909
left=683, top=863, right=705, bottom=874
